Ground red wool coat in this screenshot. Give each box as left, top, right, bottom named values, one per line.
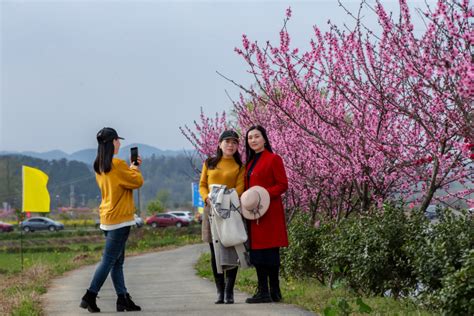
left=245, top=149, right=289, bottom=250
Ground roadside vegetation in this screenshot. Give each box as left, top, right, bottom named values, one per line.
left=0, top=225, right=201, bottom=315
left=196, top=205, right=473, bottom=315
left=196, top=253, right=432, bottom=316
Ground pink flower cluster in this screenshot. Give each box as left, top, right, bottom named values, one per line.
left=179, top=107, right=228, bottom=161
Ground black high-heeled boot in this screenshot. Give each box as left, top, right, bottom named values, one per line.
left=214, top=273, right=225, bottom=304
left=210, top=242, right=225, bottom=304
left=116, top=293, right=141, bottom=312
left=245, top=265, right=272, bottom=304
left=79, top=290, right=100, bottom=313
left=224, top=267, right=238, bottom=304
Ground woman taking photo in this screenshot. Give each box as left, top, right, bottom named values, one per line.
left=199, top=130, right=245, bottom=304
left=80, top=127, right=144, bottom=313
left=244, top=125, right=289, bottom=304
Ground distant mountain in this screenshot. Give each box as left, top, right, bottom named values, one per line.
left=69, top=149, right=96, bottom=165
left=0, top=150, right=70, bottom=161
left=0, top=155, right=99, bottom=210
left=0, top=144, right=192, bottom=164
left=117, top=144, right=190, bottom=161
left=0, top=153, right=201, bottom=211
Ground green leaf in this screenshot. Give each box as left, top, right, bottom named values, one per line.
left=356, top=298, right=373, bottom=313
left=337, top=298, right=351, bottom=312
left=323, top=306, right=337, bottom=316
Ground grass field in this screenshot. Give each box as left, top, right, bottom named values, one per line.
left=0, top=252, right=81, bottom=275
left=0, top=225, right=202, bottom=315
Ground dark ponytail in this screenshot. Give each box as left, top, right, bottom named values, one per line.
left=93, top=141, right=115, bottom=174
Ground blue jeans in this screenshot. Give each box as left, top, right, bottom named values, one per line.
left=88, top=226, right=131, bottom=295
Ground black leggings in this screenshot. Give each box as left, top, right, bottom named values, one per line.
left=255, top=264, right=280, bottom=292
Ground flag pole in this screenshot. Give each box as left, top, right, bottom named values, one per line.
left=21, top=167, right=24, bottom=272
left=20, top=222, right=23, bottom=272
left=16, top=209, right=24, bottom=272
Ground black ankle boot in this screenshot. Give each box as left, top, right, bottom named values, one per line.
left=214, top=273, right=225, bottom=304
left=116, top=293, right=141, bottom=312
left=79, top=290, right=100, bottom=313
left=224, top=268, right=237, bottom=304
left=245, top=287, right=272, bottom=304
left=246, top=265, right=272, bottom=304
left=270, top=288, right=282, bottom=302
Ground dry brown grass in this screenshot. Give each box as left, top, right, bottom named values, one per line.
left=0, top=264, right=50, bottom=315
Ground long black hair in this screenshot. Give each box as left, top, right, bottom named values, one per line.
left=206, top=143, right=243, bottom=170
left=93, top=141, right=115, bottom=174
left=245, top=125, right=273, bottom=165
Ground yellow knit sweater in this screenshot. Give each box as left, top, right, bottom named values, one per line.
left=199, top=157, right=245, bottom=202
left=96, top=158, right=144, bottom=225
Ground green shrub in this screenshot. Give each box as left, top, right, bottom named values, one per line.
left=405, top=208, right=474, bottom=309
left=281, top=212, right=330, bottom=283
left=321, top=204, right=422, bottom=297
left=282, top=205, right=472, bottom=313
left=434, top=249, right=474, bottom=315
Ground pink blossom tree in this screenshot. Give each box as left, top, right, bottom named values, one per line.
left=231, top=0, right=473, bottom=217
left=180, top=107, right=229, bottom=161
left=182, top=0, right=473, bottom=220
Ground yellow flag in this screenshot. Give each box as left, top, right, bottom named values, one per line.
left=22, top=166, right=50, bottom=213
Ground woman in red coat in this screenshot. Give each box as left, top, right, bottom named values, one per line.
left=244, top=125, right=288, bottom=303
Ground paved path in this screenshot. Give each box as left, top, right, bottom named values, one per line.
left=43, top=244, right=315, bottom=315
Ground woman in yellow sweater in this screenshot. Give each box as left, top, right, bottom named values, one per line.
left=199, top=130, right=245, bottom=304
left=80, top=127, right=144, bottom=313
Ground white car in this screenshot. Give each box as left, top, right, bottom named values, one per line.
left=166, top=211, right=193, bottom=222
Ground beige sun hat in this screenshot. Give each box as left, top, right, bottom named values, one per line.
left=240, top=186, right=270, bottom=220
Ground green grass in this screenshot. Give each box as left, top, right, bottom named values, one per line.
left=195, top=253, right=435, bottom=315
left=0, top=229, right=102, bottom=240
left=0, top=252, right=80, bottom=275
left=1, top=226, right=201, bottom=315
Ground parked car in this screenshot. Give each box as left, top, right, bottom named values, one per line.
left=134, top=214, right=145, bottom=228
left=424, top=205, right=468, bottom=222
left=146, top=213, right=190, bottom=228
left=95, top=215, right=144, bottom=229
left=20, top=217, right=64, bottom=232
left=166, top=211, right=193, bottom=222
left=425, top=205, right=438, bottom=220
left=0, top=221, right=14, bottom=232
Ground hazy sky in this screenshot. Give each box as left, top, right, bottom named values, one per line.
left=1, top=0, right=433, bottom=153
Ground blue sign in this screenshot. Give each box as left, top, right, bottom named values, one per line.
left=192, top=182, right=204, bottom=207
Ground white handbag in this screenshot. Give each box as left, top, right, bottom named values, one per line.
left=209, top=185, right=248, bottom=247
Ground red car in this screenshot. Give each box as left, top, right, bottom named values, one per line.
left=146, top=213, right=189, bottom=228
left=0, top=221, right=14, bottom=232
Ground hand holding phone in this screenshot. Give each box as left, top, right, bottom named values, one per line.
left=130, top=147, right=139, bottom=166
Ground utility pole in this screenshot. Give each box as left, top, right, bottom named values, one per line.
left=5, top=157, right=11, bottom=209
left=69, top=184, right=75, bottom=208
left=80, top=194, right=86, bottom=206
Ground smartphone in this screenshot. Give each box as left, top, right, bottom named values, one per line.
left=130, top=147, right=139, bottom=165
